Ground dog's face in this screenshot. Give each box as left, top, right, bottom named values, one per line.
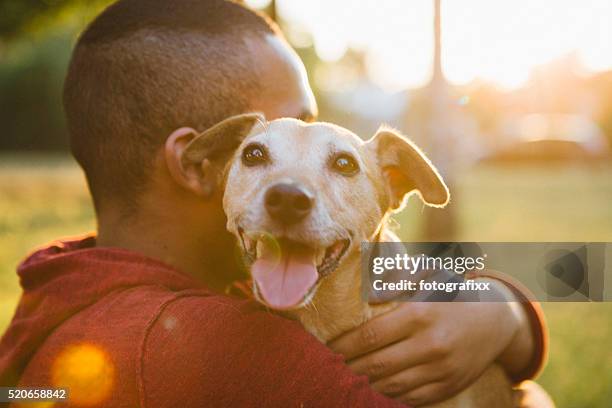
left=224, top=118, right=385, bottom=309
left=180, top=114, right=449, bottom=311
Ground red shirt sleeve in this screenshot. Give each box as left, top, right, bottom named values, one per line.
left=141, top=294, right=407, bottom=408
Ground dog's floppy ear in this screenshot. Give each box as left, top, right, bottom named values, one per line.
left=182, top=112, right=265, bottom=166
left=367, top=127, right=449, bottom=211
left=168, top=113, right=265, bottom=197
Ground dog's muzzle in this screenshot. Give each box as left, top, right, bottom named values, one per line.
left=238, top=229, right=351, bottom=310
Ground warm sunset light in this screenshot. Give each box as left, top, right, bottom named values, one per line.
left=0, top=1, right=611, bottom=407
left=51, top=343, right=115, bottom=407
left=249, top=0, right=612, bottom=90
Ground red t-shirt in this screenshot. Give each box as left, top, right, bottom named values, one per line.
left=0, top=236, right=406, bottom=407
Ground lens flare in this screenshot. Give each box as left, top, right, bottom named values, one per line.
left=51, top=343, right=114, bottom=407
left=246, top=230, right=283, bottom=267
left=17, top=402, right=55, bottom=408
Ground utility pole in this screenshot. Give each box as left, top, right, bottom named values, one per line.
left=430, top=0, right=449, bottom=172
left=269, top=0, right=277, bottom=22
left=433, top=0, right=443, bottom=86
left=423, top=0, right=458, bottom=241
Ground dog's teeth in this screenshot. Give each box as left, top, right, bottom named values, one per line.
left=316, top=248, right=326, bottom=266
left=331, top=241, right=347, bottom=257
left=256, top=240, right=265, bottom=259
left=256, top=237, right=279, bottom=260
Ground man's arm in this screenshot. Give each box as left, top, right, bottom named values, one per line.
left=475, top=273, right=548, bottom=383
left=141, top=295, right=407, bottom=408
left=328, top=279, right=546, bottom=406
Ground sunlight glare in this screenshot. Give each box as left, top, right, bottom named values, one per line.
left=275, top=0, right=612, bottom=90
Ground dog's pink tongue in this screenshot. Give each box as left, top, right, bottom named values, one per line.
left=252, top=243, right=318, bottom=309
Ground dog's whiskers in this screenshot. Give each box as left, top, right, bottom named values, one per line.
left=307, top=298, right=320, bottom=317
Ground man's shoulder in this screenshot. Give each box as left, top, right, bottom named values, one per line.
left=80, top=285, right=296, bottom=343
left=145, top=293, right=319, bottom=351
left=141, top=295, right=403, bottom=408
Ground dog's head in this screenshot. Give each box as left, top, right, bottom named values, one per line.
left=181, top=113, right=449, bottom=310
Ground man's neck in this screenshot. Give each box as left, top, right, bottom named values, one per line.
left=96, top=204, right=242, bottom=292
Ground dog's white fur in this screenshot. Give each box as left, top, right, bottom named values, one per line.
left=183, top=114, right=514, bottom=408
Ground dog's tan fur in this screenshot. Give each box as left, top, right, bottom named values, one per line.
left=182, top=113, right=514, bottom=408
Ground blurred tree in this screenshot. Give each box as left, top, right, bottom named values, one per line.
left=0, top=1, right=111, bottom=152
left=1, top=0, right=62, bottom=38
left=0, top=0, right=108, bottom=39
left=0, top=31, right=72, bottom=151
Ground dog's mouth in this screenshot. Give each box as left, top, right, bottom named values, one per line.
left=238, top=228, right=350, bottom=310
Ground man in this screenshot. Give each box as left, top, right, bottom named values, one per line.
left=0, top=0, right=547, bottom=406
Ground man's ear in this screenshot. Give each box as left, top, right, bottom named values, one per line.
left=367, top=127, right=449, bottom=212
left=165, top=113, right=265, bottom=197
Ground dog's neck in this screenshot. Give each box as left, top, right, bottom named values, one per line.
left=291, top=252, right=370, bottom=342
left=288, top=226, right=396, bottom=342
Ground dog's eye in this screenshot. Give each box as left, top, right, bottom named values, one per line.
left=242, top=143, right=268, bottom=166
left=331, top=154, right=359, bottom=176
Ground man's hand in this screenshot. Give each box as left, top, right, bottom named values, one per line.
left=328, top=280, right=535, bottom=406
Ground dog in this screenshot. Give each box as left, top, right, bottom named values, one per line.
left=180, top=113, right=514, bottom=408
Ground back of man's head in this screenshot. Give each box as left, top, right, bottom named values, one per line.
left=64, top=0, right=279, bottom=212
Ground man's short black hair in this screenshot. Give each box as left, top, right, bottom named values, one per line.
left=63, top=0, right=278, bottom=211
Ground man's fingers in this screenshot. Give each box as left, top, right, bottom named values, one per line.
left=370, top=364, right=444, bottom=397
left=347, top=337, right=432, bottom=381
left=328, top=303, right=425, bottom=360
left=397, top=381, right=452, bottom=406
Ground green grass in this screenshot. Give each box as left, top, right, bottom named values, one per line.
left=0, top=154, right=95, bottom=331
left=1, top=155, right=611, bottom=407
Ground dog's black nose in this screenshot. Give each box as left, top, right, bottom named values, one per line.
left=264, top=182, right=313, bottom=225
